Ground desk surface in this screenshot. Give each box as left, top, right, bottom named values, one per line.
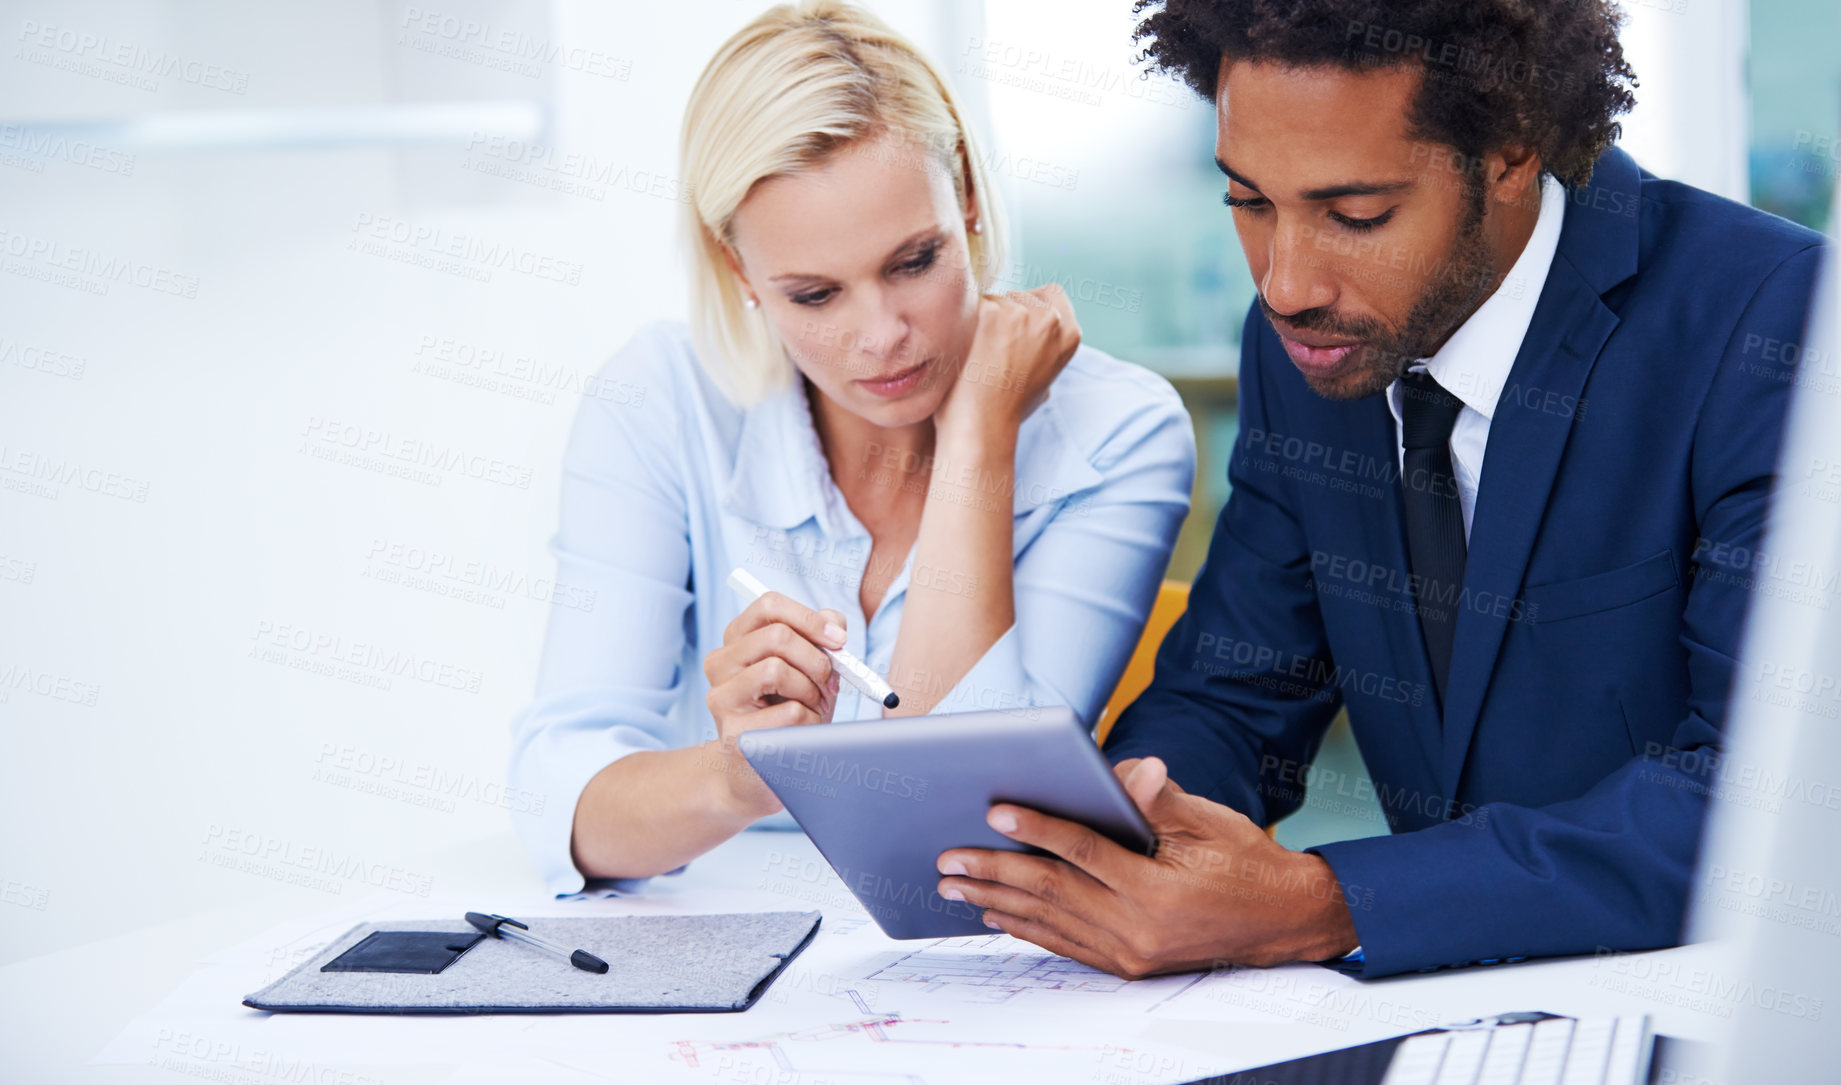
left=2, top=829, right=1736, bottom=1084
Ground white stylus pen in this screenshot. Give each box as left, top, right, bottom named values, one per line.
left=727, top=567, right=901, bottom=709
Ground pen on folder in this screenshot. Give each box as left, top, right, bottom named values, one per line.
left=727, top=566, right=901, bottom=709
left=465, top=912, right=608, bottom=974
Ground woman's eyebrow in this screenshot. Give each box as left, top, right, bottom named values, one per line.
left=768, top=227, right=943, bottom=284
left=885, top=227, right=943, bottom=258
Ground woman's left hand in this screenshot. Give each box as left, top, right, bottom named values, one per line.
left=934, top=284, right=1081, bottom=439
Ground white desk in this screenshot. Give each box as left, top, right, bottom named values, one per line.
left=2, top=830, right=1734, bottom=1084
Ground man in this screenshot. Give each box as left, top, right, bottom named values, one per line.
left=935, top=0, right=1828, bottom=979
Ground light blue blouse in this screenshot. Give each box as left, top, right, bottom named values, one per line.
left=508, top=320, right=1196, bottom=895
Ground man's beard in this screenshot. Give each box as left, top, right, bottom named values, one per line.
left=1266, top=185, right=1500, bottom=402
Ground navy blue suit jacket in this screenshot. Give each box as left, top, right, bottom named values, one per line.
left=1104, top=148, right=1826, bottom=978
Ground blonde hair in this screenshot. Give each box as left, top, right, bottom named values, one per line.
left=680, top=0, right=1008, bottom=406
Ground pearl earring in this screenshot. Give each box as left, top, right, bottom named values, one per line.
left=744, top=296, right=759, bottom=310
left=970, top=220, right=982, bottom=235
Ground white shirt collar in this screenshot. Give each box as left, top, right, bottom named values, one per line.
left=723, top=370, right=1105, bottom=534
left=1393, top=173, right=1567, bottom=422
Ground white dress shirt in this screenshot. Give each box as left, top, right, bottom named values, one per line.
left=508, top=320, right=1196, bottom=896
left=1386, top=173, right=1566, bottom=538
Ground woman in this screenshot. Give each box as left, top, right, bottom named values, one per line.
left=508, top=0, right=1195, bottom=895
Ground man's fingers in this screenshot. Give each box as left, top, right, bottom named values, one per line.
left=939, top=871, right=1113, bottom=943
left=981, top=804, right=1138, bottom=887
left=1124, top=757, right=1167, bottom=813
left=977, top=908, right=1131, bottom=976
left=1114, top=756, right=1191, bottom=834
left=936, top=846, right=1116, bottom=930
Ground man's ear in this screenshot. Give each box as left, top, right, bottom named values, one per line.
left=1487, top=144, right=1544, bottom=208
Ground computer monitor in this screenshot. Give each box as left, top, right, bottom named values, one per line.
left=1682, top=196, right=1841, bottom=1081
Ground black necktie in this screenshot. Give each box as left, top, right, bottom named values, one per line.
left=1400, top=370, right=1467, bottom=709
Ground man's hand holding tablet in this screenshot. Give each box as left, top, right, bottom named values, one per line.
left=937, top=757, right=1363, bottom=978
left=738, top=707, right=1158, bottom=939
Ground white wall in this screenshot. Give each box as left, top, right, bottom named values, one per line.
left=0, top=0, right=973, bottom=965
left=0, top=0, right=1766, bottom=970
left=1615, top=0, right=1752, bottom=201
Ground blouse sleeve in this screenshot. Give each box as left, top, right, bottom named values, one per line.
left=938, top=369, right=1196, bottom=727
left=506, top=325, right=697, bottom=896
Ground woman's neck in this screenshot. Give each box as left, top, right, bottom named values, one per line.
left=805, top=379, right=935, bottom=513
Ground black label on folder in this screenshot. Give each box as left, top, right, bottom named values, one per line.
left=321, top=930, right=485, bottom=974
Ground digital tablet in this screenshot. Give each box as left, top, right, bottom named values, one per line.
left=737, top=706, right=1158, bottom=939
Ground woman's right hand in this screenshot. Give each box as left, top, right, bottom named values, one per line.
left=701, top=592, right=845, bottom=817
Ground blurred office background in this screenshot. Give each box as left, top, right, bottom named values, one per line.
left=1, top=0, right=1835, bottom=963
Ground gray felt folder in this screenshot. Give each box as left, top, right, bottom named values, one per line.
left=243, top=911, right=822, bottom=1015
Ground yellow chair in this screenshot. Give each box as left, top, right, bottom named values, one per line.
left=1094, top=580, right=1190, bottom=746
left=1095, top=579, right=1284, bottom=837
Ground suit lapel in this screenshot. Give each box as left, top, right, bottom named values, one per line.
left=1431, top=148, right=1645, bottom=795
left=1436, top=205, right=1643, bottom=794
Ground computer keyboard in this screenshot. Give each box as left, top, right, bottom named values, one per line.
left=1381, top=1014, right=1652, bottom=1085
